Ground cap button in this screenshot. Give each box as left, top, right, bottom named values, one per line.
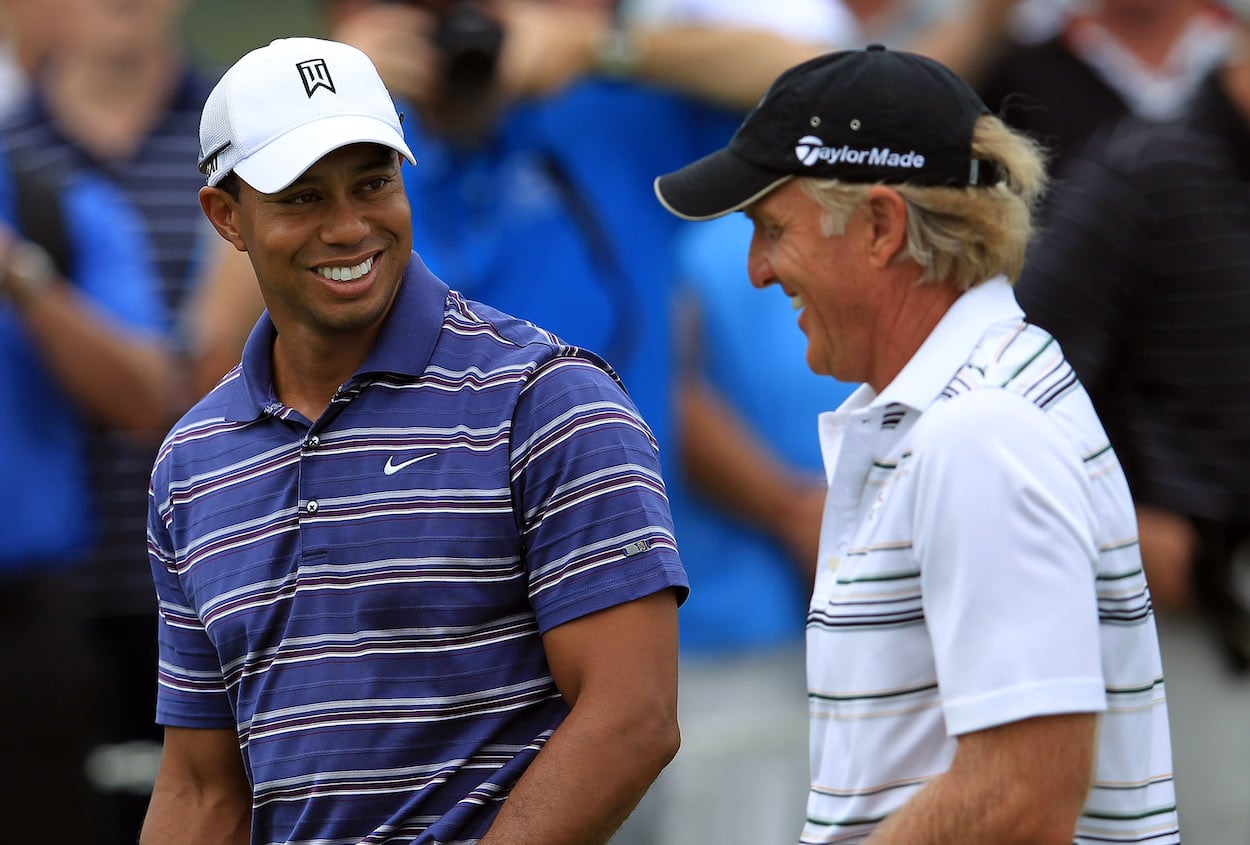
left=866, top=43, right=886, bottom=51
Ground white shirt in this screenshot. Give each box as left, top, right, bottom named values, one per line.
left=804, top=278, right=1179, bottom=843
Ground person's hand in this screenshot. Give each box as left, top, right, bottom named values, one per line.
left=1136, top=505, right=1197, bottom=611
left=0, top=224, right=56, bottom=309
left=330, top=2, right=443, bottom=107
left=490, top=0, right=612, bottom=99
left=774, top=478, right=826, bottom=587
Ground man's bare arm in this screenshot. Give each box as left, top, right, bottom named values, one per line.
left=477, top=589, right=682, bottom=844
left=140, top=726, right=252, bottom=845
left=866, top=712, right=1097, bottom=844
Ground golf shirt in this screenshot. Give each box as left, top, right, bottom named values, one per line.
left=149, top=254, right=688, bottom=843
left=804, top=278, right=1178, bottom=844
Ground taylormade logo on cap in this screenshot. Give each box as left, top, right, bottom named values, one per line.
left=198, top=37, right=416, bottom=194
left=794, top=135, right=927, bottom=171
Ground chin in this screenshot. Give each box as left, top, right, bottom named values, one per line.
left=804, top=350, right=832, bottom=378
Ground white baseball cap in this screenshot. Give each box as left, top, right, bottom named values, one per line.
left=198, top=37, right=416, bottom=194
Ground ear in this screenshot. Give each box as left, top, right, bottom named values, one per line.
left=862, top=186, right=909, bottom=270
left=199, top=186, right=248, bottom=252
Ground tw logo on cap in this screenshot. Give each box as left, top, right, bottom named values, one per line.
left=297, top=59, right=336, bottom=98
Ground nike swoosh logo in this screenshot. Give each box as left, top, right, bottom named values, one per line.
left=383, top=452, right=437, bottom=476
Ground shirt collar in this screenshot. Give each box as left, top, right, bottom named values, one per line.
left=224, top=252, right=449, bottom=422
left=845, top=275, right=1022, bottom=414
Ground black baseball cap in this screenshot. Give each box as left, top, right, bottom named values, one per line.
left=654, top=44, right=999, bottom=221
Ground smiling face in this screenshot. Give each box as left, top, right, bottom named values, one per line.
left=744, top=180, right=885, bottom=384
left=201, top=143, right=413, bottom=362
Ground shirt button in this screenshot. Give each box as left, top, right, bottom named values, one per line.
left=306, top=500, right=319, bottom=514
left=307, top=435, right=320, bottom=448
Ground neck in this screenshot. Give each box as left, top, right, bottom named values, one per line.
left=1083, top=0, right=1209, bottom=67
left=868, top=274, right=961, bottom=395
left=270, top=327, right=378, bottom=423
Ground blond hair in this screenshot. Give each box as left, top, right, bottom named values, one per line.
left=799, top=115, right=1049, bottom=290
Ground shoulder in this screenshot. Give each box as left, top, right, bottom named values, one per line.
left=151, top=372, right=251, bottom=488
left=1078, top=101, right=1239, bottom=190
left=442, top=288, right=624, bottom=384
left=917, top=321, right=1103, bottom=466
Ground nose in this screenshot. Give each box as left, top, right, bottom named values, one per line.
left=746, top=235, right=776, bottom=290
left=319, top=197, right=370, bottom=245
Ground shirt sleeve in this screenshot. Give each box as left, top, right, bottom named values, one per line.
left=509, top=351, right=689, bottom=634
left=910, top=388, right=1108, bottom=736
left=148, top=459, right=237, bottom=729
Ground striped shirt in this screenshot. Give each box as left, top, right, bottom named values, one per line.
left=148, top=256, right=688, bottom=844
left=804, top=278, right=1178, bottom=843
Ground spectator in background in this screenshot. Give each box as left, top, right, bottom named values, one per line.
left=0, top=141, right=168, bottom=840
left=976, top=0, right=1237, bottom=207
left=1015, top=23, right=1250, bottom=842
left=0, top=1, right=251, bottom=838
left=1016, top=12, right=1250, bottom=639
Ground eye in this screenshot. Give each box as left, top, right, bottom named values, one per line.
left=284, top=190, right=320, bottom=205
left=360, top=174, right=394, bottom=194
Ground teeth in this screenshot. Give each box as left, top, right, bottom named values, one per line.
left=790, top=294, right=804, bottom=311
left=318, top=256, right=374, bottom=281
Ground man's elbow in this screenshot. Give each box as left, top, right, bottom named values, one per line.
left=628, top=693, right=681, bottom=780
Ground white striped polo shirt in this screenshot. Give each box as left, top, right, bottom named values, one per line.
left=804, top=278, right=1178, bottom=843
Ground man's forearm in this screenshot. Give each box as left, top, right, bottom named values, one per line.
left=631, top=25, right=825, bottom=110
left=140, top=782, right=251, bottom=845
left=865, top=714, right=1096, bottom=844
left=477, top=695, right=679, bottom=844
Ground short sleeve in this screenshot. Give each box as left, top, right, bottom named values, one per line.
left=910, top=389, right=1107, bottom=735
left=509, top=352, right=688, bottom=633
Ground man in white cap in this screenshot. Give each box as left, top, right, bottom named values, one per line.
left=655, top=44, right=1180, bottom=843
left=139, top=36, right=687, bottom=845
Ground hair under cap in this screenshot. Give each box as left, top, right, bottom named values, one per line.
left=198, top=37, right=416, bottom=194
left=654, top=44, right=997, bottom=221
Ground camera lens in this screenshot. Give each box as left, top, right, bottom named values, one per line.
left=435, top=3, right=504, bottom=99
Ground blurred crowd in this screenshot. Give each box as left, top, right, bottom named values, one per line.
left=0, top=0, right=1247, bottom=841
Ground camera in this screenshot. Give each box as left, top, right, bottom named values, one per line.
left=436, top=2, right=504, bottom=98
left=384, top=0, right=504, bottom=100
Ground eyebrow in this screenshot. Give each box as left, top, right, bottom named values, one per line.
left=283, top=149, right=400, bottom=192
left=355, top=148, right=400, bottom=172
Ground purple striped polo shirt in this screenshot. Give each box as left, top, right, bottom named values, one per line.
left=148, top=254, right=687, bottom=843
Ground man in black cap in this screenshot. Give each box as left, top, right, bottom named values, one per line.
left=655, top=45, right=1181, bottom=844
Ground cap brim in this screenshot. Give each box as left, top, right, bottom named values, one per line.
left=654, top=148, right=793, bottom=221
left=233, top=114, right=417, bottom=194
